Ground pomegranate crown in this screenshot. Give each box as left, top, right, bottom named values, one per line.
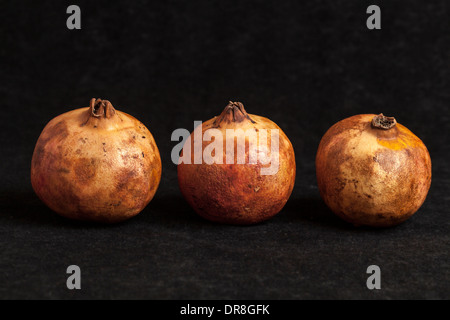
left=372, top=113, right=397, bottom=130
left=213, top=101, right=256, bottom=127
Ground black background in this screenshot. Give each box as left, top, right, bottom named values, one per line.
left=0, top=0, right=448, bottom=300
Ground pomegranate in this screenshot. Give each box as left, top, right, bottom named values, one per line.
left=316, top=113, right=431, bottom=227
left=177, top=101, right=296, bottom=225
left=31, top=98, right=162, bottom=223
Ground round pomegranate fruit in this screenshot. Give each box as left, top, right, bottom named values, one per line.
left=31, top=98, right=162, bottom=223
left=316, top=113, right=431, bottom=227
left=177, top=101, right=296, bottom=225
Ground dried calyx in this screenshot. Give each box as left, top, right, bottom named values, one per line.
left=90, top=98, right=116, bottom=118
left=371, top=113, right=397, bottom=130
left=213, top=101, right=256, bottom=127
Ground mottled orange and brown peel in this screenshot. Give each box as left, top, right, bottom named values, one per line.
left=316, top=114, right=431, bottom=227
left=178, top=102, right=296, bottom=225
left=31, top=98, right=162, bottom=223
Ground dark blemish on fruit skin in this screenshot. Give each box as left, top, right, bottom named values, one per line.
left=51, top=121, right=69, bottom=140
left=73, top=158, right=97, bottom=183
left=32, top=121, right=69, bottom=169
left=116, top=169, right=137, bottom=191
left=115, top=167, right=150, bottom=211
left=32, top=144, right=45, bottom=169
left=111, top=201, right=122, bottom=207
left=142, top=152, right=145, bottom=158
left=410, top=179, right=417, bottom=193
left=126, top=136, right=136, bottom=144
left=57, top=168, right=70, bottom=174
left=142, top=136, right=146, bottom=139
left=79, top=137, right=88, bottom=144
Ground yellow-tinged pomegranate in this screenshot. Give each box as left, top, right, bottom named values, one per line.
left=31, top=98, right=162, bottom=223
left=316, top=113, right=431, bottom=227
left=177, top=101, right=296, bottom=225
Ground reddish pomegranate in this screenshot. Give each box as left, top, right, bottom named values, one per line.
left=316, top=113, right=431, bottom=227
left=177, top=101, right=296, bottom=225
left=31, top=98, right=162, bottom=223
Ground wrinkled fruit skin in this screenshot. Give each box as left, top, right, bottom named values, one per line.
left=316, top=114, right=431, bottom=227
left=178, top=108, right=296, bottom=225
left=31, top=103, right=161, bottom=223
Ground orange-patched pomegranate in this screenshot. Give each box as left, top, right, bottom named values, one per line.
left=316, top=113, right=431, bottom=227
left=31, top=98, right=162, bottom=223
left=177, top=101, right=296, bottom=225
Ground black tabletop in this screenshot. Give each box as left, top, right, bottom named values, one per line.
left=0, top=0, right=448, bottom=300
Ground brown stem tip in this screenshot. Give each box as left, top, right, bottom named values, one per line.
left=372, top=113, right=397, bottom=130
left=213, top=101, right=256, bottom=127
left=90, top=98, right=116, bottom=118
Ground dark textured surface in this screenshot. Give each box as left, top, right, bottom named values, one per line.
left=0, top=0, right=448, bottom=299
